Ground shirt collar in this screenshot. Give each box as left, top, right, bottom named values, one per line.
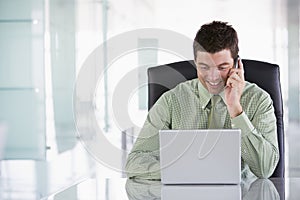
left=197, top=80, right=226, bottom=109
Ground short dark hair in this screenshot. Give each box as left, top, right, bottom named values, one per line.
left=193, top=21, right=239, bottom=59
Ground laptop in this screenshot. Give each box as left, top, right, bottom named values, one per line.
left=161, top=184, right=241, bottom=200
left=159, top=129, right=241, bottom=184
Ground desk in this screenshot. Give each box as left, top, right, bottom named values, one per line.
left=44, top=177, right=300, bottom=200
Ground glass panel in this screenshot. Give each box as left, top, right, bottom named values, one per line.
left=0, top=0, right=35, bottom=19
left=0, top=90, right=45, bottom=159
left=0, top=0, right=45, bottom=160
left=138, top=38, right=158, bottom=110
left=49, top=0, right=77, bottom=153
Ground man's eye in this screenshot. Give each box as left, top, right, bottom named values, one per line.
left=200, top=66, right=209, bottom=70
left=219, top=67, right=228, bottom=71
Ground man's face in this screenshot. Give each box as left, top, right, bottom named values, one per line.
left=195, top=49, right=234, bottom=95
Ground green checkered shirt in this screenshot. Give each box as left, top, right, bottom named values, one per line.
left=126, top=78, right=279, bottom=179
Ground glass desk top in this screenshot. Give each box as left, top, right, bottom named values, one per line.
left=40, top=177, right=298, bottom=200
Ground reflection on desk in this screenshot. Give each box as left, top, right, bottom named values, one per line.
left=126, top=179, right=161, bottom=200
left=243, top=179, right=280, bottom=200
left=125, top=178, right=280, bottom=200
left=44, top=177, right=296, bottom=199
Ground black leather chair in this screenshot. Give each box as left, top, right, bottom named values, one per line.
left=147, top=59, right=284, bottom=178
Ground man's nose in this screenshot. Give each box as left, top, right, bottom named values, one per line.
left=208, top=68, right=221, bottom=80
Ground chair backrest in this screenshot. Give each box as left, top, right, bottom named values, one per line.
left=147, top=59, right=284, bottom=178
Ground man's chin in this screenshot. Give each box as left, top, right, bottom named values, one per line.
left=208, top=87, right=224, bottom=95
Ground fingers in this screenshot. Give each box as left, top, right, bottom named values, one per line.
left=227, top=73, right=242, bottom=88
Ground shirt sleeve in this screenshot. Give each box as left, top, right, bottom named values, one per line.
left=231, top=93, right=279, bottom=178
left=125, top=93, right=171, bottom=179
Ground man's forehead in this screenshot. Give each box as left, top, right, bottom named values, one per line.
left=195, top=50, right=233, bottom=63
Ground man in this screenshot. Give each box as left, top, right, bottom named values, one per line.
left=125, top=21, right=279, bottom=179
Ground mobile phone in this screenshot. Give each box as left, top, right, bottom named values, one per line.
left=233, top=55, right=240, bottom=69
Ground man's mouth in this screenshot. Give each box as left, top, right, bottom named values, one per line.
left=207, top=81, right=222, bottom=87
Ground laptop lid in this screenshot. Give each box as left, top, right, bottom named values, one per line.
left=159, top=129, right=241, bottom=184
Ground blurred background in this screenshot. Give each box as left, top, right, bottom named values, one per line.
left=0, top=0, right=299, bottom=199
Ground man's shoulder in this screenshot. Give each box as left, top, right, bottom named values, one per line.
left=171, top=78, right=198, bottom=92
left=160, top=78, right=198, bottom=100
left=243, top=81, right=271, bottom=99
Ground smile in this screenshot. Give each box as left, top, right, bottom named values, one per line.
left=207, top=81, right=222, bottom=86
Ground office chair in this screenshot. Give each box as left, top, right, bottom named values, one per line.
left=147, top=59, right=284, bottom=178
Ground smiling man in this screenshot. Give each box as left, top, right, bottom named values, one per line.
left=126, top=21, right=279, bottom=179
